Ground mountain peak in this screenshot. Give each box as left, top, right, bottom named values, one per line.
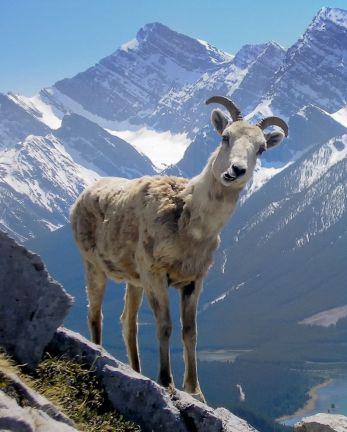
left=313, top=7, right=347, bottom=29
left=140, top=22, right=169, bottom=33
left=264, top=40, right=285, bottom=52
left=133, top=21, right=232, bottom=65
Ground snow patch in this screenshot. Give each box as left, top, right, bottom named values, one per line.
left=245, top=99, right=274, bottom=122
left=210, top=293, right=227, bottom=305
left=202, top=282, right=246, bottom=312
left=331, top=106, right=347, bottom=127
left=8, top=93, right=62, bottom=129
left=297, top=135, right=347, bottom=191
left=320, top=7, right=347, bottom=29
left=121, top=38, right=139, bottom=52
left=109, top=128, right=191, bottom=170
left=197, top=39, right=233, bottom=63
left=299, top=304, right=347, bottom=327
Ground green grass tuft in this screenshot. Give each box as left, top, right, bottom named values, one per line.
left=0, top=352, right=141, bottom=432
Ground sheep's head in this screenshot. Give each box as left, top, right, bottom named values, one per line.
left=206, top=96, right=288, bottom=188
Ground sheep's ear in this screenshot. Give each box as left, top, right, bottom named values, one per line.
left=211, top=109, right=229, bottom=135
left=265, top=131, right=285, bottom=149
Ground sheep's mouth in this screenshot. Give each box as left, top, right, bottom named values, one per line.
left=221, top=173, right=237, bottom=185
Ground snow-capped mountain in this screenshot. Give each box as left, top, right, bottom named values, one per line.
left=148, top=41, right=285, bottom=135
left=0, top=114, right=154, bottom=241
left=12, top=23, right=232, bottom=130
left=0, top=134, right=99, bottom=241
left=2, top=7, right=347, bottom=246
left=10, top=8, right=347, bottom=167
left=258, top=7, right=347, bottom=118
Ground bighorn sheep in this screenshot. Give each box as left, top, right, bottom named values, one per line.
left=70, top=96, right=288, bottom=401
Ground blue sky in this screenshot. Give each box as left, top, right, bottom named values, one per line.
left=1, top=0, right=347, bottom=96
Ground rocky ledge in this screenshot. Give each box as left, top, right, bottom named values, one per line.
left=48, top=327, right=257, bottom=432
left=295, top=413, right=347, bottom=432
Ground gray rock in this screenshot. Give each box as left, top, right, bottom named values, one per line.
left=174, top=391, right=258, bottom=432
left=0, top=390, right=78, bottom=432
left=49, top=328, right=186, bottom=432
left=295, top=413, right=347, bottom=432
left=215, top=407, right=259, bottom=432
left=173, top=390, right=224, bottom=431
left=48, top=327, right=258, bottom=432
left=0, top=231, right=73, bottom=366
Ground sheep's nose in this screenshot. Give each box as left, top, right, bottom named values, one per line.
left=232, top=165, right=246, bottom=177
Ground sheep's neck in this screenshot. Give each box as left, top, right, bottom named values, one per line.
left=184, top=162, right=241, bottom=241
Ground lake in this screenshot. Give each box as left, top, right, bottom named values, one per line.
left=281, top=376, right=347, bottom=426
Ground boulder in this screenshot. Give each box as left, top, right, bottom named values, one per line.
left=0, top=230, right=73, bottom=366
left=174, top=391, right=257, bottom=432
left=48, top=327, right=258, bottom=432
left=295, top=413, right=347, bottom=432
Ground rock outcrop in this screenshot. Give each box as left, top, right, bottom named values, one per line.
left=48, top=327, right=258, bottom=432
left=0, top=230, right=73, bottom=367
left=295, top=413, right=347, bottom=432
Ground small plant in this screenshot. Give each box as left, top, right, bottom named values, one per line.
left=0, top=351, right=140, bottom=432
left=32, top=355, right=141, bottom=432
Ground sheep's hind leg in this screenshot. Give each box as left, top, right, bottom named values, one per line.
left=121, top=283, right=144, bottom=372
left=145, top=275, right=174, bottom=391
left=85, top=261, right=107, bottom=345
left=180, top=279, right=205, bottom=403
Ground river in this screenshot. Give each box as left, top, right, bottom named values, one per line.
left=280, top=376, right=347, bottom=426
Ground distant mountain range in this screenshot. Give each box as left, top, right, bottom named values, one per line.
left=2, top=7, right=347, bottom=243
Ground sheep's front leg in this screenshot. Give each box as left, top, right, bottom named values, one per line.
left=85, top=261, right=107, bottom=345
left=180, top=279, right=205, bottom=402
left=145, top=276, right=174, bottom=390
left=121, top=283, right=144, bottom=373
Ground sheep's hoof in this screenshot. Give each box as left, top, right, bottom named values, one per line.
left=166, top=383, right=177, bottom=398
left=158, top=372, right=174, bottom=389
left=190, top=391, right=206, bottom=404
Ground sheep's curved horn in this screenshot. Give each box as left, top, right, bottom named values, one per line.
left=206, top=96, right=243, bottom=122
left=257, top=117, right=289, bottom=137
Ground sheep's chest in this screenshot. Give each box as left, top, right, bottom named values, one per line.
left=142, top=230, right=219, bottom=288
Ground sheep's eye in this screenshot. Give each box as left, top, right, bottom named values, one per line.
left=257, top=145, right=266, bottom=155
left=222, top=136, right=229, bottom=144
